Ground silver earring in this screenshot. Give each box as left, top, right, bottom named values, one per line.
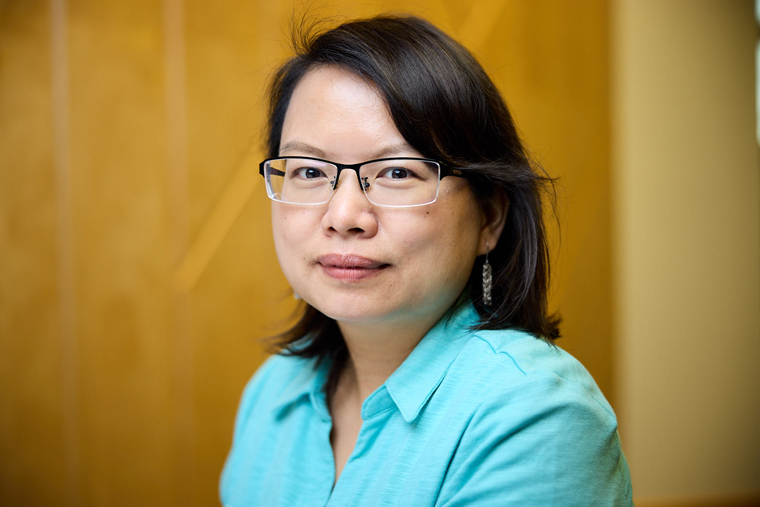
left=293, top=292, right=301, bottom=301
left=482, top=244, right=492, bottom=307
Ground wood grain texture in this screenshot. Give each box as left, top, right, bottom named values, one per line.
left=0, top=3, right=68, bottom=506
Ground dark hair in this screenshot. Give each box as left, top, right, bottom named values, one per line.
left=265, top=14, right=561, bottom=386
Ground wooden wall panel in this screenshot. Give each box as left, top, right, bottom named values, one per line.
left=0, top=1, right=613, bottom=505
left=0, top=3, right=68, bottom=506
left=65, top=0, right=174, bottom=505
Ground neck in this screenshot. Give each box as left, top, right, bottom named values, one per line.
left=335, top=314, right=441, bottom=402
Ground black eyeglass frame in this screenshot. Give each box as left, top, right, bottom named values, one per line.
left=259, top=156, right=468, bottom=206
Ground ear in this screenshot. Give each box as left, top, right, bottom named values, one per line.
left=478, top=188, right=508, bottom=255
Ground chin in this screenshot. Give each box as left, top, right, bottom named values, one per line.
left=311, top=301, right=383, bottom=323
left=302, top=292, right=394, bottom=324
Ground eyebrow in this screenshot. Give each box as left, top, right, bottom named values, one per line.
left=372, top=143, right=417, bottom=159
left=279, top=141, right=326, bottom=158
left=279, top=141, right=418, bottom=160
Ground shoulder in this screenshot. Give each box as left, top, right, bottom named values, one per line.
left=449, top=327, right=624, bottom=464
left=237, top=353, right=312, bottom=402
left=439, top=329, right=632, bottom=505
left=231, top=353, right=318, bottom=441
left=241, top=352, right=314, bottom=391
left=457, top=328, right=616, bottom=421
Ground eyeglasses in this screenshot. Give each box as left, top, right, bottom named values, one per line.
left=259, top=156, right=467, bottom=207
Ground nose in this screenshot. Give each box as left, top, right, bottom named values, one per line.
left=320, top=168, right=378, bottom=238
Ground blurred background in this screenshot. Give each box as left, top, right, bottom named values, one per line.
left=1, top=0, right=758, bottom=505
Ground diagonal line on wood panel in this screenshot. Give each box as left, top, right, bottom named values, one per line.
left=456, top=0, right=509, bottom=54
left=174, top=147, right=261, bottom=292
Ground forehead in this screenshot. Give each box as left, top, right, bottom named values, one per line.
left=289, top=65, right=385, bottom=115
left=280, top=66, right=415, bottom=161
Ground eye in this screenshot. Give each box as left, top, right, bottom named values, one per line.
left=292, top=166, right=327, bottom=179
left=378, top=166, right=417, bottom=180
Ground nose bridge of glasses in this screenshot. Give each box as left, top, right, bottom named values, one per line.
left=333, top=163, right=369, bottom=192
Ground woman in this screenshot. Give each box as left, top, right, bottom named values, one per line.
left=221, top=15, right=632, bottom=506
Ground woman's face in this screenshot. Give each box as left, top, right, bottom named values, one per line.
left=272, top=65, right=500, bottom=328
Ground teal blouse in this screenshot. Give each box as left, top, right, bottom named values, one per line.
left=220, top=304, right=633, bottom=506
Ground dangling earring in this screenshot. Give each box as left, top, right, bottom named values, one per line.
left=482, top=243, right=492, bottom=307
left=293, top=292, right=301, bottom=301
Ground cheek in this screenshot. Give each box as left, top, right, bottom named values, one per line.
left=271, top=207, right=310, bottom=272
left=431, top=201, right=484, bottom=275
left=271, top=209, right=287, bottom=256
left=400, top=207, right=480, bottom=276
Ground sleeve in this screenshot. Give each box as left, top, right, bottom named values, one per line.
left=436, top=374, right=633, bottom=507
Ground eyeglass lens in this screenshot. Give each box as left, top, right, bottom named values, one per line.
left=264, top=158, right=441, bottom=207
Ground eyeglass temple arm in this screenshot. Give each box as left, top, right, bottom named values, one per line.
left=440, top=166, right=468, bottom=180
left=260, top=164, right=285, bottom=177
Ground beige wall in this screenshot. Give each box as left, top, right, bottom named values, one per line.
left=612, top=0, right=760, bottom=503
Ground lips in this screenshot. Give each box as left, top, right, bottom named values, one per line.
left=316, top=254, right=389, bottom=281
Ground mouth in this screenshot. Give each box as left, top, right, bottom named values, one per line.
left=316, top=254, right=390, bottom=281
